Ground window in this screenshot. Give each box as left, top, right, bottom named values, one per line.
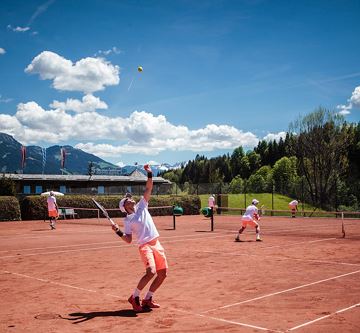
left=98, top=185, right=105, bottom=194
left=59, top=185, right=66, bottom=194
left=35, top=186, right=43, bottom=194
left=23, top=185, right=31, bottom=194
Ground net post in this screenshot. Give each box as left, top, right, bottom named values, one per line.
left=172, top=205, right=176, bottom=230
left=210, top=207, right=214, bottom=231
left=341, top=211, right=346, bottom=238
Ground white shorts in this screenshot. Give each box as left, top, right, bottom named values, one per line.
left=241, top=218, right=259, bottom=228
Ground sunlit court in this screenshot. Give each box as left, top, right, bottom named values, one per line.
left=1, top=214, right=359, bottom=332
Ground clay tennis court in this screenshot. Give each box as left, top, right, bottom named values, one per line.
left=1, top=214, right=359, bottom=332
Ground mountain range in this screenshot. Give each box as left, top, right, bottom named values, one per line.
left=0, top=132, right=183, bottom=176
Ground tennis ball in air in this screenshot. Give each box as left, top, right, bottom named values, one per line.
left=138, top=66, right=143, bottom=72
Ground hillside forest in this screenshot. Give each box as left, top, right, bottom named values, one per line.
left=160, top=108, right=360, bottom=211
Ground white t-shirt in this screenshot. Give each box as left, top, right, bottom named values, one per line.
left=242, top=204, right=258, bottom=221
left=208, top=195, right=215, bottom=208
left=47, top=196, right=57, bottom=211
left=123, top=197, right=159, bottom=245
left=289, top=200, right=298, bottom=207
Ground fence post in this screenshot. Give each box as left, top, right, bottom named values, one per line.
left=301, top=177, right=305, bottom=216
left=271, top=182, right=274, bottom=216
left=172, top=205, right=176, bottom=230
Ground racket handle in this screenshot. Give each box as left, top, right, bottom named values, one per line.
left=116, top=229, right=124, bottom=237
left=112, top=224, right=124, bottom=237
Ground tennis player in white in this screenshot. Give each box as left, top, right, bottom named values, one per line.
left=289, top=199, right=299, bottom=218
left=113, top=164, right=168, bottom=312
left=235, top=199, right=262, bottom=242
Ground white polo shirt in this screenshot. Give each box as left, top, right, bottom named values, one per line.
left=47, top=196, right=57, bottom=211
left=242, top=204, right=258, bottom=221
left=289, top=200, right=298, bottom=207
left=123, top=197, right=159, bottom=245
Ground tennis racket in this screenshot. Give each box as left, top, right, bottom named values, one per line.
left=259, top=205, right=265, bottom=217
left=92, top=198, right=119, bottom=229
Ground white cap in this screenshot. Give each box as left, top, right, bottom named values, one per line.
left=119, top=197, right=128, bottom=213
left=252, top=199, right=259, bottom=205
left=50, top=191, right=55, bottom=196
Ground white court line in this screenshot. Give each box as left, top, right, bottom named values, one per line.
left=0, top=240, right=122, bottom=253
left=0, top=244, right=130, bottom=259
left=2, top=270, right=113, bottom=297
left=201, top=269, right=360, bottom=314
left=174, top=308, right=280, bottom=332
left=199, top=250, right=360, bottom=267
left=0, top=234, right=228, bottom=259
left=0, top=232, right=222, bottom=253
left=288, top=302, right=360, bottom=331
left=252, top=237, right=337, bottom=250
left=0, top=220, right=340, bottom=240
left=1, top=269, right=279, bottom=332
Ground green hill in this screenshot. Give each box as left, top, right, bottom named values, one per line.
left=199, top=193, right=315, bottom=214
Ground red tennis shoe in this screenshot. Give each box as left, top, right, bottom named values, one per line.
left=128, top=295, right=143, bottom=312
left=142, top=297, right=160, bottom=309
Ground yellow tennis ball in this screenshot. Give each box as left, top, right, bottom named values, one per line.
left=138, top=66, right=143, bottom=72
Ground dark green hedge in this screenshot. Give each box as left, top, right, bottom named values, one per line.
left=0, top=196, right=21, bottom=221
left=20, top=194, right=201, bottom=220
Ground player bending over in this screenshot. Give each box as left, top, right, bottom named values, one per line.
left=112, top=164, right=168, bottom=312
left=289, top=199, right=299, bottom=218
left=47, top=191, right=59, bottom=230
left=235, top=199, right=262, bottom=242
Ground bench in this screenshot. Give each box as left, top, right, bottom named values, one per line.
left=59, top=208, right=78, bottom=219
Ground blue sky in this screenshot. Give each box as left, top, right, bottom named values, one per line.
left=0, top=0, right=359, bottom=167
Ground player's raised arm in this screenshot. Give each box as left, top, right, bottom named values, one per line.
left=143, top=164, right=153, bottom=202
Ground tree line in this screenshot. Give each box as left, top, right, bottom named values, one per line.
left=160, top=108, right=360, bottom=211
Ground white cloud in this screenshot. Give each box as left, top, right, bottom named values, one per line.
left=95, top=47, right=122, bottom=57
left=337, top=104, right=351, bottom=115
left=25, top=51, right=120, bottom=94
left=350, top=86, right=360, bottom=107
left=0, top=95, right=12, bottom=103
left=0, top=48, right=5, bottom=55
left=336, top=85, right=360, bottom=115
left=115, top=161, right=125, bottom=167
left=147, top=160, right=160, bottom=166
left=262, top=131, right=286, bottom=142
left=28, top=0, right=55, bottom=26
left=50, top=94, right=108, bottom=113
left=0, top=103, right=260, bottom=155
left=7, top=25, right=30, bottom=32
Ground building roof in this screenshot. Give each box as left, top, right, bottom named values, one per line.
left=4, top=173, right=171, bottom=184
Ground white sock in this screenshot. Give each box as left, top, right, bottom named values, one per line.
left=133, top=288, right=141, bottom=298
left=144, top=291, right=154, bottom=300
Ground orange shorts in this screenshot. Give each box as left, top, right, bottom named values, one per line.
left=241, top=218, right=259, bottom=228
left=139, top=238, right=168, bottom=271
left=48, top=210, right=58, bottom=218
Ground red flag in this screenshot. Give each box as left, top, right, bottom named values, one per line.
left=60, top=147, right=66, bottom=168
left=21, top=146, right=26, bottom=169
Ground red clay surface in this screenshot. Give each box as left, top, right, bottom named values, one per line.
left=1, top=214, right=360, bottom=333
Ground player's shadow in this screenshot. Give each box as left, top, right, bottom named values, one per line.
left=65, top=309, right=146, bottom=323
left=32, top=229, right=52, bottom=232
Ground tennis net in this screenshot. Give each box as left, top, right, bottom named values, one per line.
left=209, top=208, right=360, bottom=240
